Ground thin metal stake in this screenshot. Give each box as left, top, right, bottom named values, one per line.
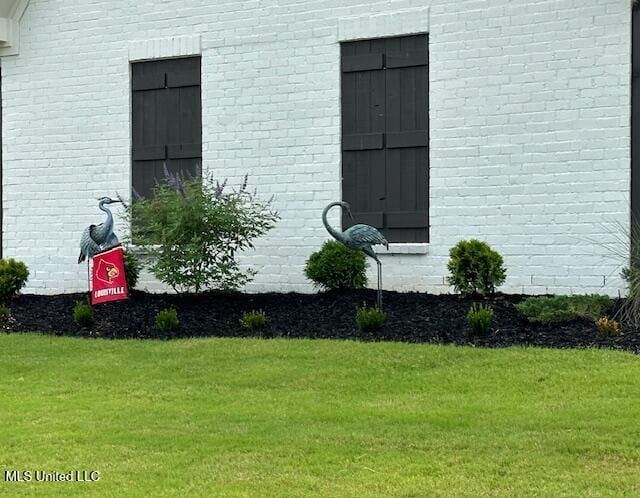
left=87, top=258, right=91, bottom=300
left=377, top=261, right=383, bottom=310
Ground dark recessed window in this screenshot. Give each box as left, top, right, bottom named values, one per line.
left=131, top=56, right=202, bottom=199
left=341, top=34, right=429, bottom=243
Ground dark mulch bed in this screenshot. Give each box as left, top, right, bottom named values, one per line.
left=4, top=289, right=640, bottom=354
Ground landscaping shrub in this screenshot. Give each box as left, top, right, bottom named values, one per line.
left=447, top=239, right=506, bottom=295
left=126, top=170, right=279, bottom=293
left=0, top=258, right=29, bottom=299
left=305, top=240, right=367, bottom=290
left=516, top=295, right=611, bottom=324
left=355, top=305, right=386, bottom=332
left=155, top=308, right=179, bottom=335
left=467, top=303, right=494, bottom=335
left=595, top=317, right=622, bottom=338
left=620, top=239, right=640, bottom=328
left=602, top=219, right=640, bottom=328
left=240, top=310, right=268, bottom=331
left=73, top=300, right=94, bottom=328
left=123, top=250, right=141, bottom=290
left=620, top=266, right=640, bottom=328
left=0, top=306, right=14, bottom=331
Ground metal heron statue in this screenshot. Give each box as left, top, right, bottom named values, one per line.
left=322, top=201, right=388, bottom=309
left=78, top=196, right=123, bottom=264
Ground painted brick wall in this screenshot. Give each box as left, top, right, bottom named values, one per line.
left=0, top=0, right=632, bottom=295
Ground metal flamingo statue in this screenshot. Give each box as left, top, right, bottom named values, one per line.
left=322, top=201, right=388, bottom=309
left=78, top=196, right=123, bottom=264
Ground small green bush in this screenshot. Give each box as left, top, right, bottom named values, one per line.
left=467, top=303, right=494, bottom=335
left=0, top=306, right=13, bottom=331
left=355, top=305, right=386, bottom=332
left=155, top=308, right=179, bottom=335
left=305, top=240, right=367, bottom=290
left=73, top=300, right=94, bottom=328
left=240, top=309, right=268, bottom=331
left=447, top=239, right=506, bottom=296
left=0, top=259, right=29, bottom=299
left=595, top=317, right=622, bottom=338
left=516, top=295, right=611, bottom=324
left=123, top=250, right=141, bottom=290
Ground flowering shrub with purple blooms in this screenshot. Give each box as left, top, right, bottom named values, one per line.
left=126, top=166, right=279, bottom=293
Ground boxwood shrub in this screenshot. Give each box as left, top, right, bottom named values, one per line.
left=305, top=240, right=367, bottom=290
left=0, top=259, right=29, bottom=299
left=447, top=239, right=506, bottom=296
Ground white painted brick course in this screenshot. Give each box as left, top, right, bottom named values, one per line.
left=0, top=0, right=632, bottom=296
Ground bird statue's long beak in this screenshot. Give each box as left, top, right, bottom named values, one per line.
left=347, top=209, right=354, bottom=220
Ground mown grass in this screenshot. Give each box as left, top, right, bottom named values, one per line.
left=0, top=334, right=639, bottom=497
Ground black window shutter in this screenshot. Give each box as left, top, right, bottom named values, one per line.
left=131, top=57, right=202, bottom=199
left=341, top=35, right=429, bottom=243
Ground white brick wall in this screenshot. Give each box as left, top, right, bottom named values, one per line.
left=0, top=0, right=632, bottom=296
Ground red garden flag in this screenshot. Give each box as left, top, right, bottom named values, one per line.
left=90, top=246, right=129, bottom=305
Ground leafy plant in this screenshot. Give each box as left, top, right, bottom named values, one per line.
left=596, top=219, right=640, bottom=328
left=73, top=300, right=94, bottom=328
left=467, top=303, right=494, bottom=335
left=355, top=305, right=386, bottom=332
left=305, top=240, right=367, bottom=290
left=447, top=239, right=506, bottom=296
left=155, top=308, right=179, bottom=335
left=595, top=317, right=622, bottom=338
left=0, top=306, right=14, bottom=331
left=126, top=168, right=279, bottom=293
left=618, top=220, right=640, bottom=328
left=620, top=263, right=640, bottom=328
left=240, top=310, right=268, bottom=331
left=122, top=250, right=141, bottom=290
left=516, top=295, right=611, bottom=324
left=0, top=259, right=29, bottom=299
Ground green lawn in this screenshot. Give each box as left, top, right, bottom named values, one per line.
left=0, top=335, right=639, bottom=497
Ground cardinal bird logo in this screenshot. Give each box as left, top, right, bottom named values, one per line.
left=96, top=258, right=120, bottom=284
